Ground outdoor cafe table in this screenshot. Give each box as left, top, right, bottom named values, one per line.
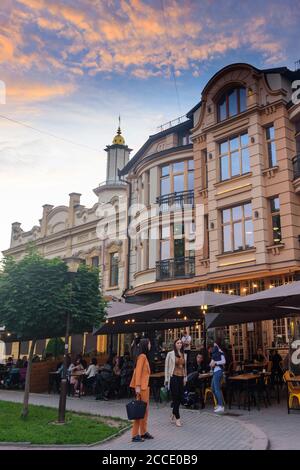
left=244, top=363, right=265, bottom=371
left=228, top=373, right=263, bottom=411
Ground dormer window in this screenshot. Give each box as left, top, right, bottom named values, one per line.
left=218, top=87, right=246, bottom=122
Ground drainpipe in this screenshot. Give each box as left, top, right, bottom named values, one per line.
left=118, top=169, right=132, bottom=297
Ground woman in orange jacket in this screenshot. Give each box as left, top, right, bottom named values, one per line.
left=130, top=338, right=153, bottom=442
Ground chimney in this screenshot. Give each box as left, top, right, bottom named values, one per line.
left=69, top=193, right=82, bottom=228
left=40, top=204, right=54, bottom=237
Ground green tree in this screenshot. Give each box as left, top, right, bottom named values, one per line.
left=0, top=252, right=105, bottom=418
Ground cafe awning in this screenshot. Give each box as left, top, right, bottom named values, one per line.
left=205, top=281, right=300, bottom=328
left=94, top=291, right=239, bottom=335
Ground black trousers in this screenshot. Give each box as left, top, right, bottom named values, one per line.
left=170, top=375, right=184, bottom=419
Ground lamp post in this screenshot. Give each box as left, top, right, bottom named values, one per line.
left=58, top=256, right=83, bottom=424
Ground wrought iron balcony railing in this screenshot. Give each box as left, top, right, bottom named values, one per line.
left=293, top=154, right=300, bottom=180
left=156, top=256, right=195, bottom=281
left=156, top=190, right=194, bottom=212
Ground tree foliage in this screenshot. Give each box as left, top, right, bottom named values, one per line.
left=0, top=251, right=106, bottom=417
left=0, top=252, right=105, bottom=339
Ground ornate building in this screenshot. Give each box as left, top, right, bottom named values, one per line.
left=3, top=62, right=300, bottom=361
left=3, top=125, right=131, bottom=357
left=120, top=63, right=300, bottom=360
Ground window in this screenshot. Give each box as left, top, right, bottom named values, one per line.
left=270, top=196, right=282, bottom=244
left=221, top=202, right=253, bottom=253
left=109, top=252, right=119, bottom=286
left=218, top=87, right=246, bottom=121
left=188, top=159, right=194, bottom=191
left=174, top=223, right=185, bottom=259
left=266, top=124, right=277, bottom=167
left=178, top=133, right=192, bottom=146
left=160, top=160, right=194, bottom=196
left=160, top=225, right=170, bottom=260
left=219, top=133, right=249, bottom=181
left=160, top=164, right=170, bottom=196
left=91, top=256, right=99, bottom=268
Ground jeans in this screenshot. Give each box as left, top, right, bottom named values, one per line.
left=211, top=369, right=223, bottom=406
left=170, top=375, right=184, bottom=419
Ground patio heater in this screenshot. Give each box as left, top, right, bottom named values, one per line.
left=58, top=256, right=83, bottom=424
left=201, top=304, right=208, bottom=349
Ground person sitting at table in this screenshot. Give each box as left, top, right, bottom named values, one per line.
left=69, top=358, right=84, bottom=395
left=120, top=353, right=134, bottom=398
left=82, top=357, right=98, bottom=394
left=252, top=347, right=268, bottom=364
left=270, top=350, right=283, bottom=384
left=95, top=358, right=114, bottom=400
left=111, top=355, right=122, bottom=396
left=6, top=357, right=14, bottom=368
left=22, top=356, right=28, bottom=368
left=187, top=353, right=210, bottom=407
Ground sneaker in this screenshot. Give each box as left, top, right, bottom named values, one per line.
left=214, top=406, right=225, bottom=413
left=141, top=432, right=154, bottom=440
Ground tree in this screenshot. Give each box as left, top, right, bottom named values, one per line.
left=0, top=251, right=105, bottom=418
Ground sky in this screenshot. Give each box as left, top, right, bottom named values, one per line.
left=0, top=0, right=300, bottom=255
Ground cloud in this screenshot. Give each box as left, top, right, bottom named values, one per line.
left=6, top=81, right=76, bottom=103
left=5, top=0, right=297, bottom=86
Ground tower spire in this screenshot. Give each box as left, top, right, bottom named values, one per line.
left=112, top=116, right=125, bottom=145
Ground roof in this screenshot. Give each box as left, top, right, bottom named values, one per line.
left=121, top=62, right=299, bottom=177
left=120, top=119, right=193, bottom=176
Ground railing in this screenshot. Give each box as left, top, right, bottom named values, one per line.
left=293, top=154, right=300, bottom=180
left=156, top=190, right=194, bottom=212
left=157, top=115, right=188, bottom=133
left=156, top=256, right=195, bottom=281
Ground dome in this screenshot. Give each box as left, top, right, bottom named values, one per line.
left=113, top=126, right=125, bottom=145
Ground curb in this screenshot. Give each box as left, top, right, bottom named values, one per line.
left=213, top=413, right=269, bottom=450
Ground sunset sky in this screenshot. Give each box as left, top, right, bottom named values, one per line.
left=1, top=0, right=300, bottom=254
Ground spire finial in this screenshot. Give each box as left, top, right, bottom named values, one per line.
left=112, top=115, right=125, bottom=145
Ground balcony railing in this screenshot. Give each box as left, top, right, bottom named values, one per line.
left=156, top=256, right=195, bottom=281
left=156, top=190, right=194, bottom=212
left=293, top=154, right=300, bottom=180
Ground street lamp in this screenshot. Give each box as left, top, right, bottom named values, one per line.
left=58, top=256, right=83, bottom=424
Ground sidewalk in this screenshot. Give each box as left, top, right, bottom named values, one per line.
left=0, top=391, right=267, bottom=450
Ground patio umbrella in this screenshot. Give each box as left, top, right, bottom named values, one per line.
left=95, top=318, right=199, bottom=334
left=205, top=281, right=300, bottom=328
left=93, top=291, right=239, bottom=336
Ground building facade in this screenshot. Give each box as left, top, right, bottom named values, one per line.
left=2, top=126, right=131, bottom=357
left=3, top=62, right=300, bottom=361
left=120, top=63, right=300, bottom=360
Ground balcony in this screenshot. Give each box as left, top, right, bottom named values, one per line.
left=156, top=256, right=195, bottom=281
left=292, top=155, right=300, bottom=194
left=156, top=190, right=194, bottom=212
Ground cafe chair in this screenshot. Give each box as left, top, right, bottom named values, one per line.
left=204, top=386, right=217, bottom=407
left=283, top=371, right=300, bottom=413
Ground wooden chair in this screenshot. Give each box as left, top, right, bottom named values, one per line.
left=283, top=371, right=300, bottom=413
left=204, top=386, right=217, bottom=407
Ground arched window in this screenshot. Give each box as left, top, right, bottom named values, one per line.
left=217, top=87, right=246, bottom=121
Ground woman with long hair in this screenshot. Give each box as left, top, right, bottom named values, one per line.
left=165, top=338, right=187, bottom=427
left=130, top=338, right=153, bottom=442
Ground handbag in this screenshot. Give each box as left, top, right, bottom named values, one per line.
left=126, top=395, right=147, bottom=420
left=159, top=386, right=168, bottom=402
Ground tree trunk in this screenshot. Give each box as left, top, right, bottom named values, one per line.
left=21, top=338, right=36, bottom=419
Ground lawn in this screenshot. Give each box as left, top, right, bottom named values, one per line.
left=0, top=400, right=129, bottom=445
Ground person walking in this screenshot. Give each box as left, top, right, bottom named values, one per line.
left=130, top=338, right=153, bottom=442
left=165, top=339, right=187, bottom=427
left=210, top=342, right=226, bottom=413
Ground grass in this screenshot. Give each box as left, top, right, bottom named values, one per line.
left=0, top=401, right=129, bottom=445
